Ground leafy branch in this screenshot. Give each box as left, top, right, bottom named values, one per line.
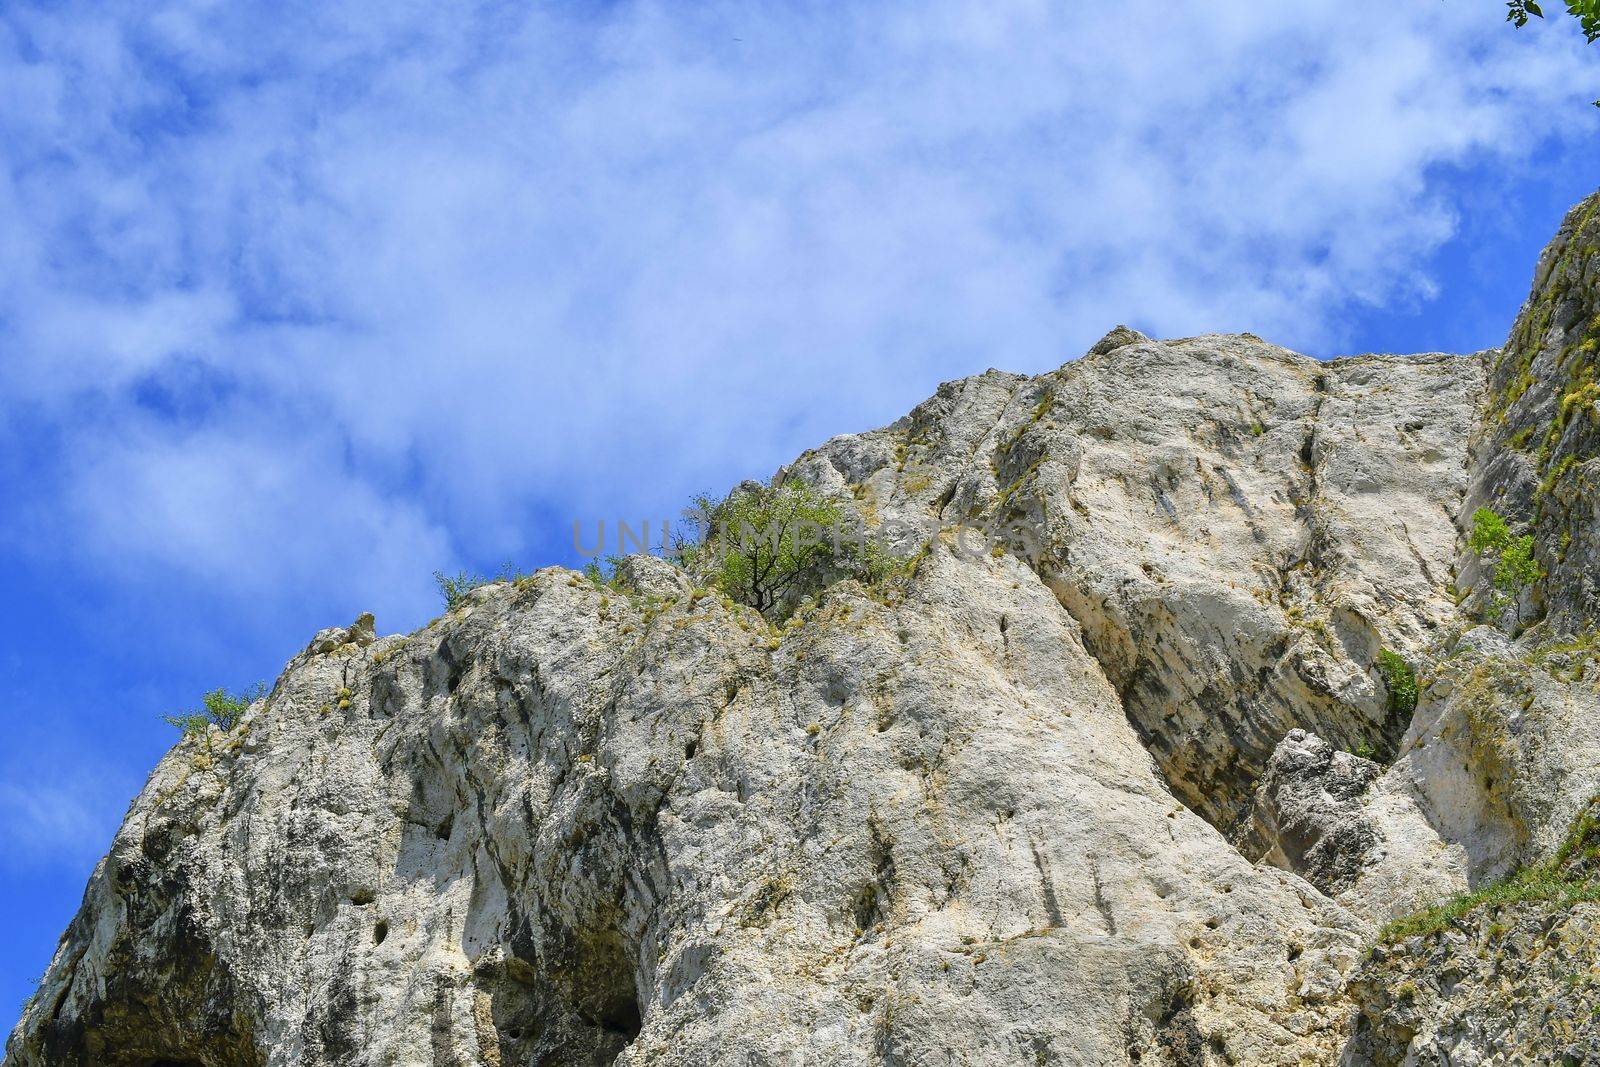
left=1507, top=0, right=1600, bottom=43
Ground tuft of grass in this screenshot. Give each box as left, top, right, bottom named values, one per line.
left=434, top=569, right=489, bottom=609
left=580, top=555, right=629, bottom=590
left=434, top=562, right=531, bottom=608
left=1030, top=388, right=1056, bottom=423
left=1379, top=795, right=1600, bottom=942
left=1524, top=628, right=1600, bottom=682
left=1379, top=867, right=1600, bottom=944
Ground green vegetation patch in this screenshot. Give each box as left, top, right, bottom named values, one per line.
left=1380, top=795, right=1600, bottom=943
left=1469, top=507, right=1545, bottom=608
left=434, top=562, right=535, bottom=608
left=1524, top=628, right=1600, bottom=682
left=1377, top=648, right=1419, bottom=721
left=677, top=481, right=910, bottom=618
left=1507, top=0, right=1600, bottom=45
left=165, top=683, right=267, bottom=737
left=434, top=569, right=491, bottom=608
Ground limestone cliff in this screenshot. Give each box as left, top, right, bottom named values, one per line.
left=8, top=195, right=1600, bottom=1067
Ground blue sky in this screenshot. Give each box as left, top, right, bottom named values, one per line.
left=1, top=0, right=1597, bottom=1012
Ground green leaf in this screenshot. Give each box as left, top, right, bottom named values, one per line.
left=165, top=681, right=266, bottom=736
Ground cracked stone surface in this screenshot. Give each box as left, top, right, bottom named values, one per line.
left=1236, top=729, right=1382, bottom=899
left=791, top=333, right=1484, bottom=834
left=8, top=195, right=1600, bottom=1066
left=1341, top=796, right=1600, bottom=1066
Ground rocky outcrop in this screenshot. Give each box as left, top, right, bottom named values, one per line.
left=7, top=196, right=1600, bottom=1066
left=1342, top=797, right=1600, bottom=1066
left=1465, top=195, right=1600, bottom=634
left=1348, top=905, right=1600, bottom=1065
left=1328, top=192, right=1600, bottom=1067
left=790, top=335, right=1483, bottom=835
left=1237, top=730, right=1382, bottom=897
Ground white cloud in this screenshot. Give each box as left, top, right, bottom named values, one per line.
left=0, top=765, right=131, bottom=872
left=0, top=0, right=1593, bottom=630
left=58, top=417, right=453, bottom=624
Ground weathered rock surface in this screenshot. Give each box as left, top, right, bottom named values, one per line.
left=1330, top=193, right=1600, bottom=1066
left=1237, top=729, right=1382, bottom=898
left=1464, top=194, right=1600, bottom=634
left=8, top=196, right=1600, bottom=1066
left=1342, top=797, right=1600, bottom=1066
left=790, top=335, right=1483, bottom=836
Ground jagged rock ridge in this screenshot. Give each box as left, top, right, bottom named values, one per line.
left=8, top=193, right=1600, bottom=1066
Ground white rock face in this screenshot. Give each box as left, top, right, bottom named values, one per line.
left=9, top=200, right=1600, bottom=1066
left=792, top=333, right=1484, bottom=837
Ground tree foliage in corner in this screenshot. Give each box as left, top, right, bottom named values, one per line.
left=677, top=481, right=906, bottom=617
left=1508, top=0, right=1600, bottom=105
left=1507, top=0, right=1600, bottom=43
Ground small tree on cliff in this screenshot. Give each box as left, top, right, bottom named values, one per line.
left=677, top=482, right=904, bottom=617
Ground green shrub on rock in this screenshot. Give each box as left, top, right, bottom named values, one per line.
left=1377, top=649, right=1418, bottom=721
left=434, top=562, right=531, bottom=608
left=164, top=683, right=266, bottom=737
left=677, top=481, right=907, bottom=617
left=434, top=569, right=489, bottom=609
left=1469, top=507, right=1544, bottom=614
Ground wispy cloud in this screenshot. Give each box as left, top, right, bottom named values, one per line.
left=0, top=763, right=132, bottom=873
left=0, top=0, right=1593, bottom=630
